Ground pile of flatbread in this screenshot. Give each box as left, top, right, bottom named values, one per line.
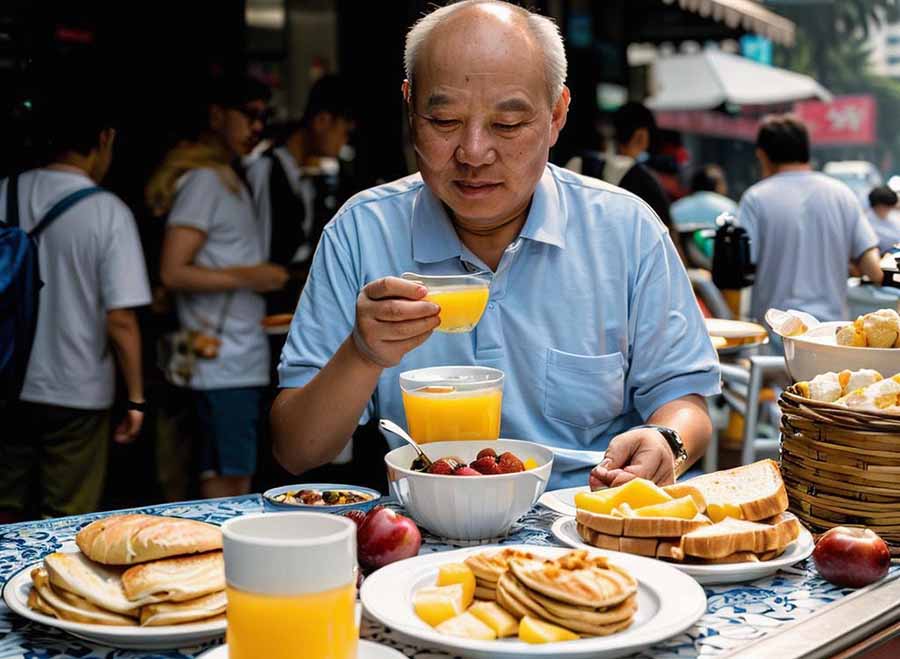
left=468, top=549, right=637, bottom=637
left=28, top=514, right=226, bottom=627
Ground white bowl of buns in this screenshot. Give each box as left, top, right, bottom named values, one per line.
left=781, top=308, right=900, bottom=382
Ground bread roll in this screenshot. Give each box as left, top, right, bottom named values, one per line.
left=76, top=514, right=222, bottom=566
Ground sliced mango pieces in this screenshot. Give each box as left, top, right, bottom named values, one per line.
left=436, top=563, right=476, bottom=607
left=468, top=601, right=519, bottom=637
left=574, top=478, right=673, bottom=515
left=633, top=495, right=699, bottom=519
left=436, top=611, right=497, bottom=640
left=519, top=615, right=579, bottom=643
left=413, top=583, right=465, bottom=627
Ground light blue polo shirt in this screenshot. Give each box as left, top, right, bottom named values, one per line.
left=279, top=164, right=721, bottom=488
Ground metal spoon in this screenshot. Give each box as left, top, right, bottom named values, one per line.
left=379, top=419, right=433, bottom=471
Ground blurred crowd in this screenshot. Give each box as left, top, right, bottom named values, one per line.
left=3, top=67, right=899, bottom=523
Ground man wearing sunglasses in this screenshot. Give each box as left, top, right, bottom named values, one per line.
left=158, top=75, right=289, bottom=499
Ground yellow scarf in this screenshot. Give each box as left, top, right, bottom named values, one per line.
left=145, top=138, right=242, bottom=217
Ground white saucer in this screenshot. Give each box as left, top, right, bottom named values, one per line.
left=551, top=516, right=815, bottom=585
left=199, top=639, right=405, bottom=658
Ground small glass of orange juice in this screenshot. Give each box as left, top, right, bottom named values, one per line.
left=399, top=366, right=504, bottom=443
left=222, top=513, right=357, bottom=659
left=402, top=272, right=490, bottom=333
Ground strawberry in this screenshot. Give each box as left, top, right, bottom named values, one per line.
left=453, top=466, right=482, bottom=476
left=497, top=452, right=525, bottom=473
left=470, top=456, right=503, bottom=475
left=476, top=447, right=497, bottom=460
left=427, top=459, right=455, bottom=475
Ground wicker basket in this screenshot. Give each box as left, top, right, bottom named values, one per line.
left=779, top=387, right=900, bottom=555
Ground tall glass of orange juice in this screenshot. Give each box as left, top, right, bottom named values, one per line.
left=222, top=513, right=357, bottom=659
left=399, top=366, right=504, bottom=443
left=401, top=272, right=490, bottom=333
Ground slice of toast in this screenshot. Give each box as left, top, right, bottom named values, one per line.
left=681, top=512, right=800, bottom=559
left=576, top=524, right=681, bottom=558
left=622, top=513, right=711, bottom=538
left=682, top=459, right=789, bottom=522
left=577, top=509, right=710, bottom=538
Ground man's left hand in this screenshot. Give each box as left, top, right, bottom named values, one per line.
left=589, top=427, right=675, bottom=490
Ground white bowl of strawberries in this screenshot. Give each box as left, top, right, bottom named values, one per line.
left=384, top=439, right=554, bottom=540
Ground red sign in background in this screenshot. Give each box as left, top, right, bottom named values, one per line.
left=794, top=95, right=877, bottom=145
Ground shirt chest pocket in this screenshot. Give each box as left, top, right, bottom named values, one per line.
left=543, top=349, right=626, bottom=429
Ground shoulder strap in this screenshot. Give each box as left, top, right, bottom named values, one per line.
left=4, top=174, right=19, bottom=227
left=29, top=186, right=105, bottom=239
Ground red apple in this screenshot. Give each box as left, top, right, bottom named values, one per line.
left=357, top=506, right=422, bottom=569
left=342, top=510, right=367, bottom=529
left=812, top=526, right=890, bottom=588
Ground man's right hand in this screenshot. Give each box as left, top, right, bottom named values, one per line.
left=351, top=276, right=441, bottom=368
left=245, top=263, right=290, bottom=292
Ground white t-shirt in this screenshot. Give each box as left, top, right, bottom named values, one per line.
left=0, top=169, right=151, bottom=409
left=245, top=147, right=315, bottom=262
left=738, top=170, right=878, bottom=322
left=867, top=208, right=900, bottom=254
left=167, top=168, right=269, bottom=390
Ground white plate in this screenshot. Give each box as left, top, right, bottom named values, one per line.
left=551, top=517, right=815, bottom=585
left=360, top=543, right=706, bottom=659
left=537, top=485, right=588, bottom=517
left=2, top=562, right=226, bottom=650
left=198, top=639, right=405, bottom=658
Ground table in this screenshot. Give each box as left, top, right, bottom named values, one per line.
left=1, top=495, right=896, bottom=658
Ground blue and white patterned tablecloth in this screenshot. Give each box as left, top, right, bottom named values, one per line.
left=0, top=495, right=894, bottom=658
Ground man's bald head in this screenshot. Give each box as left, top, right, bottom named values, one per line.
left=404, top=0, right=567, bottom=106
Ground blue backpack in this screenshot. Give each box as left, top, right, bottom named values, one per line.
left=0, top=174, right=103, bottom=401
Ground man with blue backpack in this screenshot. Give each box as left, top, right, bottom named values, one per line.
left=0, top=87, right=151, bottom=520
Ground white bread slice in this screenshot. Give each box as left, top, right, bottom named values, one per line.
left=681, top=512, right=800, bottom=559
left=576, top=509, right=623, bottom=536
left=576, top=524, right=681, bottom=557
left=682, top=459, right=788, bottom=522
left=577, top=509, right=710, bottom=538
left=656, top=543, right=781, bottom=564
left=622, top=513, right=711, bottom=538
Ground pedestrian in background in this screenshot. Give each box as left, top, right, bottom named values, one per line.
left=150, top=75, right=288, bottom=499
left=738, top=114, right=883, bottom=324
left=867, top=185, right=900, bottom=254
left=0, top=83, right=151, bottom=520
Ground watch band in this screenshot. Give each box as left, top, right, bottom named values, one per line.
left=634, top=424, right=688, bottom=472
left=127, top=400, right=146, bottom=413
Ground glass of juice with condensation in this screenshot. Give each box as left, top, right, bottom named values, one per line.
left=402, top=272, right=490, bottom=333
left=223, top=513, right=357, bottom=659
left=399, top=366, right=504, bottom=443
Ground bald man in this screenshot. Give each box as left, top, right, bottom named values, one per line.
left=271, top=0, right=720, bottom=490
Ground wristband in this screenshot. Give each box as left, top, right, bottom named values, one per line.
left=127, top=400, right=146, bottom=412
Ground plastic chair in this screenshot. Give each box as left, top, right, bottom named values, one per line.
left=718, top=355, right=787, bottom=466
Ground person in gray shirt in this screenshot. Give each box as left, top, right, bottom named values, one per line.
left=738, top=114, right=883, bottom=323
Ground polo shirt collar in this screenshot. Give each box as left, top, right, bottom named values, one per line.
left=411, top=166, right=567, bottom=264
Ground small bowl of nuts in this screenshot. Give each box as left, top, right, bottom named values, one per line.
left=262, top=483, right=382, bottom=513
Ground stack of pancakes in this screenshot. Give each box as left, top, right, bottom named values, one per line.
left=471, top=549, right=637, bottom=636
left=28, top=514, right=226, bottom=627
left=464, top=548, right=536, bottom=601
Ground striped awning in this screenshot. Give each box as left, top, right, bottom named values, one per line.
left=663, top=0, right=796, bottom=47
